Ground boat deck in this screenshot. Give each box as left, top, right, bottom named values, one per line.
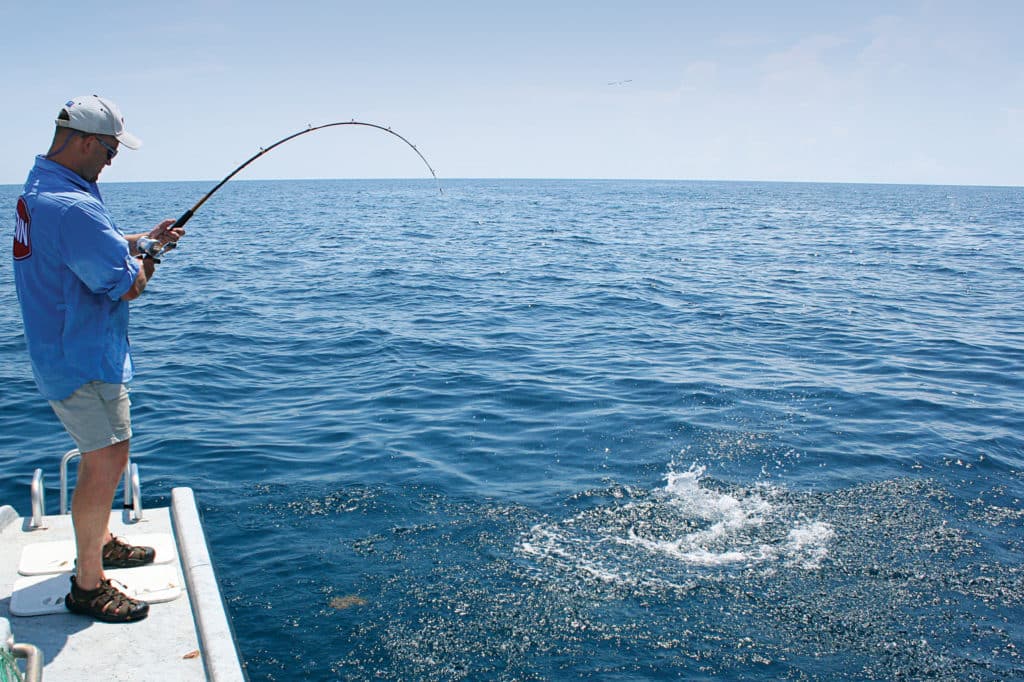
left=1, top=487, right=244, bottom=681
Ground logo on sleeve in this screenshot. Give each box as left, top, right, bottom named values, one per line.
left=14, top=196, right=32, bottom=260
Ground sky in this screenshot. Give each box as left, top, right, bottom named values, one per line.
left=1, top=1, right=1022, bottom=187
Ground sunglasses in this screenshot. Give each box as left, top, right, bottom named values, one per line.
left=92, top=135, right=118, bottom=160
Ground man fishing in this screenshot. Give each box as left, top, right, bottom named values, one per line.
left=12, top=95, right=183, bottom=622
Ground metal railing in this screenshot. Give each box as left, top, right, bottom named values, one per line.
left=28, top=450, right=143, bottom=525
left=1, top=618, right=44, bottom=682
left=29, top=471, right=44, bottom=530
left=59, top=449, right=142, bottom=522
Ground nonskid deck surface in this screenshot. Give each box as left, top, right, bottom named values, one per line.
left=12, top=532, right=181, bottom=618
left=12, top=563, right=183, bottom=617
left=0, top=489, right=245, bottom=681
left=18, top=533, right=177, bottom=575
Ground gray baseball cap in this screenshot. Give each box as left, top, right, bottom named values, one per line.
left=56, top=95, right=142, bottom=150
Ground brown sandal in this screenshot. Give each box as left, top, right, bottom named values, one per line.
left=102, top=535, right=155, bottom=568
left=65, top=576, right=150, bottom=622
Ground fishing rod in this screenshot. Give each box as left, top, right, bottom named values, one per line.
left=138, top=120, right=442, bottom=259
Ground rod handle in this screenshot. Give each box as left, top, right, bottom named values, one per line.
left=174, top=209, right=194, bottom=228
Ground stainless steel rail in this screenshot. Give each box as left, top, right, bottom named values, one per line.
left=2, top=618, right=44, bottom=682
left=58, top=449, right=141, bottom=521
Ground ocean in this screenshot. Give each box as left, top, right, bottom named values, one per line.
left=1, top=178, right=1022, bottom=680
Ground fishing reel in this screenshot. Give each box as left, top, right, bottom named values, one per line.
left=136, top=236, right=177, bottom=263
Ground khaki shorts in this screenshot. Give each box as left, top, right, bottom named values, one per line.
left=49, top=381, right=133, bottom=454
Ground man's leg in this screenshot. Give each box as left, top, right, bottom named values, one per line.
left=71, top=439, right=130, bottom=590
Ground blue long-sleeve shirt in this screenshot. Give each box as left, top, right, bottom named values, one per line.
left=13, top=156, right=140, bottom=400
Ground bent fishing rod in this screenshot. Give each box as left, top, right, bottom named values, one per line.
left=139, top=120, right=441, bottom=259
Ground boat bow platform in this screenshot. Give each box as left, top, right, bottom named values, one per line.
left=1, top=484, right=245, bottom=681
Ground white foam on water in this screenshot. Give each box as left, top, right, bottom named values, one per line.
left=517, top=462, right=835, bottom=591
left=783, top=521, right=834, bottom=569
left=631, top=464, right=775, bottom=566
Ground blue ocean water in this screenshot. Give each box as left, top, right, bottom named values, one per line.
left=1, top=178, right=1022, bottom=680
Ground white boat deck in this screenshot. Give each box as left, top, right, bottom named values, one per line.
left=1, top=487, right=245, bottom=681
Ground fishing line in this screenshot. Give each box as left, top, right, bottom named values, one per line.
left=140, top=120, right=441, bottom=259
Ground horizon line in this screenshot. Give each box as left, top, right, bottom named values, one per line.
left=2, top=177, right=1021, bottom=190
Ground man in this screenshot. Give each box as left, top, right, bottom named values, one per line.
left=12, top=95, right=183, bottom=623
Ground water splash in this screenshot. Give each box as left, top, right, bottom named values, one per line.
left=518, top=463, right=834, bottom=593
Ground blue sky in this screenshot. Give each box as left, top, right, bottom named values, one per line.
left=2, top=1, right=1021, bottom=186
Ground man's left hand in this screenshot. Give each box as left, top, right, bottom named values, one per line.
left=147, top=219, right=185, bottom=250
